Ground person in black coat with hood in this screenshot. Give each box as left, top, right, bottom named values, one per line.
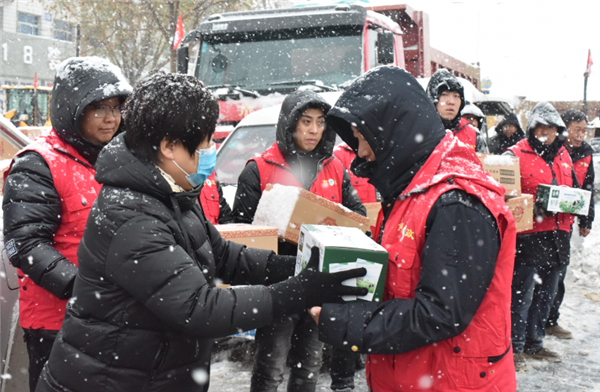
left=545, top=109, right=595, bottom=340
left=3, top=56, right=132, bottom=392
left=488, top=112, right=525, bottom=154
left=503, top=102, right=575, bottom=369
left=311, top=66, right=517, bottom=391
left=233, top=90, right=366, bottom=392
left=426, top=69, right=489, bottom=153
left=34, top=72, right=367, bottom=392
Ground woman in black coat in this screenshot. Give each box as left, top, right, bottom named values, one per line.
left=35, top=73, right=366, bottom=392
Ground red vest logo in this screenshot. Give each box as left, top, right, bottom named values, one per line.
left=398, top=222, right=415, bottom=240
left=512, top=206, right=524, bottom=223
left=322, top=179, right=336, bottom=187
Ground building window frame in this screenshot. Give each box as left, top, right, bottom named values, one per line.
left=53, top=19, right=73, bottom=42
left=18, top=12, right=39, bottom=36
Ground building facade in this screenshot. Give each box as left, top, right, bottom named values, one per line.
left=0, top=0, right=76, bottom=112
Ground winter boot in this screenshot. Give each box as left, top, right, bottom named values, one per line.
left=545, top=324, right=572, bottom=339
left=523, top=347, right=562, bottom=363
left=513, top=353, right=528, bottom=372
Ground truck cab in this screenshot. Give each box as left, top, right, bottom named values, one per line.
left=178, top=4, right=403, bottom=136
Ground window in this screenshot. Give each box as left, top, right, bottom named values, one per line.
left=54, top=20, right=73, bottom=42
left=18, top=12, right=39, bottom=36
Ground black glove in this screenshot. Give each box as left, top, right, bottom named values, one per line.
left=265, top=254, right=296, bottom=285
left=533, top=199, right=555, bottom=219
left=269, top=247, right=368, bottom=319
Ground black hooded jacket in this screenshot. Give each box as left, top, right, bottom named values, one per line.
left=2, top=57, right=131, bottom=301
left=426, top=69, right=489, bottom=153
left=321, top=66, right=501, bottom=355
left=488, top=112, right=525, bottom=154
left=36, top=134, right=286, bottom=392
left=504, top=102, right=572, bottom=266
left=569, top=141, right=595, bottom=229
left=232, top=90, right=366, bottom=244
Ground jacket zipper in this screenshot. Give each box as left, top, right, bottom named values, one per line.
left=143, top=341, right=169, bottom=391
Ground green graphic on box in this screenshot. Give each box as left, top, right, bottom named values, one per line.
left=536, top=184, right=591, bottom=215
left=296, top=224, right=388, bottom=303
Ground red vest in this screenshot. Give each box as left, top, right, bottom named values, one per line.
left=368, top=133, right=516, bottom=392
left=509, top=139, right=574, bottom=234
left=454, top=117, right=478, bottom=150
left=572, top=154, right=592, bottom=189
left=7, top=129, right=101, bottom=330
left=333, top=144, right=377, bottom=203
left=250, top=142, right=344, bottom=202
left=199, top=172, right=220, bottom=225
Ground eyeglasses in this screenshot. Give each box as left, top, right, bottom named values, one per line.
left=92, top=104, right=124, bottom=118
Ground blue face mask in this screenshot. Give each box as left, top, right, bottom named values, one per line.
left=173, top=143, right=217, bottom=188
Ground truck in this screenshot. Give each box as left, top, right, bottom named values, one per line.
left=177, top=4, right=403, bottom=142
left=176, top=3, right=481, bottom=142
left=1, top=85, right=52, bottom=127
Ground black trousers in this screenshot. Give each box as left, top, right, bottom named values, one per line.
left=23, top=328, right=58, bottom=392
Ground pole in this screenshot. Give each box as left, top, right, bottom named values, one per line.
left=76, top=24, right=81, bottom=57
left=583, top=72, right=589, bottom=117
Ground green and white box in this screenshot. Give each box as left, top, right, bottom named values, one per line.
left=536, top=185, right=592, bottom=215
left=295, top=224, right=388, bottom=303
left=536, top=184, right=592, bottom=215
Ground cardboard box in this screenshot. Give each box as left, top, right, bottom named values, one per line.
left=477, top=153, right=521, bottom=197
left=295, top=224, right=388, bottom=303
left=363, top=202, right=382, bottom=231
left=536, top=185, right=592, bottom=215
left=216, top=224, right=279, bottom=254
left=505, top=194, right=534, bottom=233
left=253, top=184, right=370, bottom=244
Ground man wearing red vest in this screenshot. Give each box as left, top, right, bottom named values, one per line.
left=199, top=171, right=233, bottom=225
left=426, top=69, right=489, bottom=153
left=312, top=66, right=517, bottom=391
left=232, top=90, right=365, bottom=392
left=505, top=102, right=575, bottom=370
left=544, top=109, right=595, bottom=340
left=2, top=57, right=131, bottom=392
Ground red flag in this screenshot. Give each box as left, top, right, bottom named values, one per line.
left=33, top=72, right=38, bottom=88
left=586, top=49, right=593, bottom=76
left=173, top=14, right=184, bottom=50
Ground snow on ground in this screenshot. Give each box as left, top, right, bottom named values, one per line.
left=208, top=201, right=600, bottom=392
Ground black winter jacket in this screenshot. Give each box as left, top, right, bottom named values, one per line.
left=232, top=90, right=366, bottom=248
left=36, top=134, right=284, bottom=392
left=2, top=57, right=131, bottom=302
left=425, top=69, right=489, bottom=153
left=488, top=112, right=525, bottom=155
left=504, top=102, right=571, bottom=267
left=569, top=141, right=595, bottom=229
left=321, top=66, right=500, bottom=354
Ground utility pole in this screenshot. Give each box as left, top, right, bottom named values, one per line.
left=583, top=72, right=589, bottom=117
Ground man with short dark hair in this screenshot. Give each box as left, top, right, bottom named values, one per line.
left=545, top=109, right=595, bottom=340
left=426, top=69, right=489, bottom=153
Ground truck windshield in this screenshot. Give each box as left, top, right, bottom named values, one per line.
left=196, top=27, right=362, bottom=92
